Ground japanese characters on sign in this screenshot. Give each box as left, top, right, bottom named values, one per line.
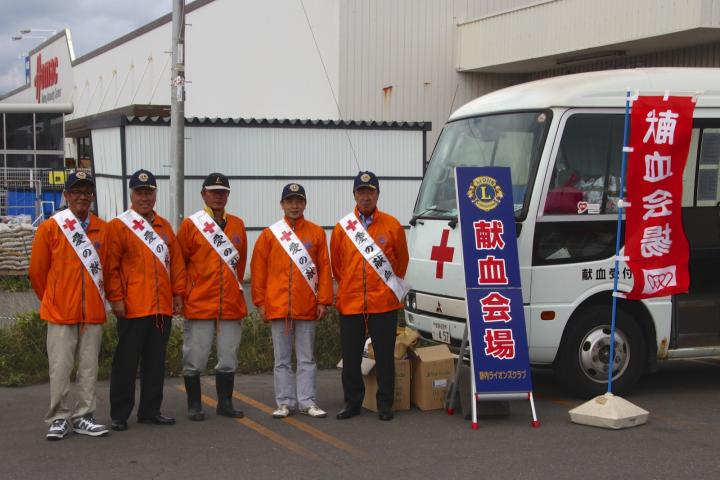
left=455, top=167, right=533, bottom=394
left=625, top=96, right=695, bottom=299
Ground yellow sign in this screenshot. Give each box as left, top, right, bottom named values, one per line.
left=49, top=171, right=66, bottom=185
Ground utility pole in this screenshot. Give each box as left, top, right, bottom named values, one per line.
left=169, top=0, right=185, bottom=230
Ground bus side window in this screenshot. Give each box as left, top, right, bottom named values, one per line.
left=544, top=114, right=624, bottom=215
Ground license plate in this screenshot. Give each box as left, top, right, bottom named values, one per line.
left=431, top=321, right=451, bottom=344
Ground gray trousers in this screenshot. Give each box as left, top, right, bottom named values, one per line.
left=182, top=320, right=243, bottom=376
left=271, top=320, right=317, bottom=410
left=45, top=323, right=103, bottom=424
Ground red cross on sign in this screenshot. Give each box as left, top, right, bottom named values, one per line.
left=203, top=222, right=215, bottom=234
left=345, top=219, right=358, bottom=231
left=62, top=218, right=77, bottom=231
left=132, top=220, right=145, bottom=231
left=280, top=231, right=292, bottom=242
left=430, top=229, right=454, bottom=279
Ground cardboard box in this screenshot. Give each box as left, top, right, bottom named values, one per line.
left=410, top=344, right=455, bottom=411
left=362, top=359, right=410, bottom=412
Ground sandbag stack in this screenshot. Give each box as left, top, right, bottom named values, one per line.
left=0, top=223, right=35, bottom=274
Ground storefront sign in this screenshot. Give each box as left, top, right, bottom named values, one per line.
left=34, top=53, right=61, bottom=103
left=455, top=166, right=533, bottom=393
left=626, top=96, right=695, bottom=299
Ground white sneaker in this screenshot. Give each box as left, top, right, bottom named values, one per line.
left=46, top=419, right=71, bottom=441
left=272, top=405, right=292, bottom=419
left=301, top=405, right=327, bottom=418
left=72, top=415, right=109, bottom=437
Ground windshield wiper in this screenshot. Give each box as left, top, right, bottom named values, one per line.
left=409, top=206, right=452, bottom=226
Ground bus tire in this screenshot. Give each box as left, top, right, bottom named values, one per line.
left=555, top=305, right=646, bottom=399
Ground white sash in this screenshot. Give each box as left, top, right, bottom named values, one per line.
left=339, top=212, right=410, bottom=301
left=269, top=219, right=318, bottom=296
left=53, top=210, right=106, bottom=305
left=117, top=209, right=170, bottom=275
left=188, top=210, right=243, bottom=291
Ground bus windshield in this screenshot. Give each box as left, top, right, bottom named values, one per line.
left=414, top=111, right=550, bottom=220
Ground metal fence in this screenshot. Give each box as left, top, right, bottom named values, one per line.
left=0, top=167, right=91, bottom=225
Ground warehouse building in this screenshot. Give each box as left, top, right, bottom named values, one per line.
left=2, top=0, right=720, bottom=246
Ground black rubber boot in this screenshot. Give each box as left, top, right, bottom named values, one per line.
left=216, top=372, right=244, bottom=418
left=184, top=375, right=205, bottom=421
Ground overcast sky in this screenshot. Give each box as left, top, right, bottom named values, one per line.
left=0, top=0, right=172, bottom=95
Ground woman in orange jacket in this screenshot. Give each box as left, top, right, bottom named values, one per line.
left=177, top=173, right=247, bottom=421
left=330, top=171, right=409, bottom=422
left=251, top=183, right=333, bottom=419
left=29, top=172, right=110, bottom=440
left=106, top=170, right=186, bottom=431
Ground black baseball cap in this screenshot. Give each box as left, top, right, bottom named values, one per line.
left=353, top=171, right=379, bottom=191
left=129, top=169, right=157, bottom=189
left=203, top=172, right=230, bottom=191
left=65, top=171, right=95, bottom=190
left=281, top=183, right=306, bottom=201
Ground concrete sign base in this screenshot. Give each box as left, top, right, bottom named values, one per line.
left=569, top=393, right=649, bottom=430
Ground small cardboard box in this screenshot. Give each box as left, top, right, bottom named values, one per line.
left=362, top=359, right=410, bottom=412
left=410, top=344, right=455, bottom=411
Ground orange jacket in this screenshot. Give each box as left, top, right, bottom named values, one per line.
left=29, top=214, right=109, bottom=325
left=330, top=208, right=409, bottom=315
left=177, top=213, right=248, bottom=320
left=106, top=211, right=186, bottom=319
left=251, top=216, right=333, bottom=321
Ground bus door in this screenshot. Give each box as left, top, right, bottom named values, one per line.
left=674, top=122, right=720, bottom=349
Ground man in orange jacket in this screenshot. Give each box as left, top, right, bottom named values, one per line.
left=106, top=169, right=186, bottom=431
left=30, top=172, right=110, bottom=440
left=177, top=173, right=247, bottom=421
left=331, top=171, right=409, bottom=421
left=251, top=183, right=333, bottom=419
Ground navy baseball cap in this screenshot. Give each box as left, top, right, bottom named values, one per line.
left=129, top=169, right=157, bottom=189
left=353, top=171, right=379, bottom=191
left=65, top=171, right=95, bottom=190
left=203, top=172, right=230, bottom=191
left=281, top=183, right=306, bottom=201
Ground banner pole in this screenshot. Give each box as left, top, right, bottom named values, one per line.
left=608, top=90, right=633, bottom=394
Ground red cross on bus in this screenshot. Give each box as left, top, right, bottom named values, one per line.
left=430, top=229, right=454, bottom=279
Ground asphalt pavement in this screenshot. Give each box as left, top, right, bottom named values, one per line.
left=1, top=359, right=719, bottom=480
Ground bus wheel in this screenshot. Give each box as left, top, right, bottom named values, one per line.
left=555, top=305, right=646, bottom=399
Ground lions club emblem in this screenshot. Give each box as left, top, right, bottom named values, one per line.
left=138, top=172, right=149, bottom=182
left=466, top=176, right=503, bottom=211
left=289, top=184, right=300, bottom=192
left=360, top=173, right=371, bottom=182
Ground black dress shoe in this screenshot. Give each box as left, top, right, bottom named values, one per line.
left=138, top=414, right=176, bottom=425
left=378, top=409, right=394, bottom=421
left=335, top=405, right=361, bottom=420
left=111, top=419, right=128, bottom=431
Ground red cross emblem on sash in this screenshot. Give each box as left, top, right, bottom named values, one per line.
left=203, top=222, right=216, bottom=234
left=280, top=231, right=292, bottom=242
left=132, top=220, right=145, bottom=231
left=62, top=218, right=77, bottom=231
left=345, top=219, right=358, bottom=231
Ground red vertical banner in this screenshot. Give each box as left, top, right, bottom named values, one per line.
left=626, top=96, right=695, bottom=299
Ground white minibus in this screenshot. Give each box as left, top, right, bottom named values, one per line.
left=404, top=68, right=720, bottom=397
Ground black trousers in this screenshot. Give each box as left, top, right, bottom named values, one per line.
left=340, top=310, right=398, bottom=409
left=110, top=315, right=172, bottom=421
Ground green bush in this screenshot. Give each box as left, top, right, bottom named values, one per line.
left=0, top=308, right=343, bottom=387
left=0, top=276, right=32, bottom=293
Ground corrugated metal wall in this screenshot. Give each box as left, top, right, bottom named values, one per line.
left=92, top=122, right=425, bottom=257
left=531, top=41, right=720, bottom=80
left=339, top=0, right=529, bottom=156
